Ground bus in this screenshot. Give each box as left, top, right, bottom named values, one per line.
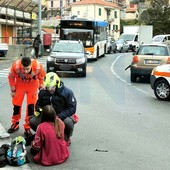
left=59, top=18, right=108, bottom=60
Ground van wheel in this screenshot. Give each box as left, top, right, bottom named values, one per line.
left=132, top=46, right=137, bottom=52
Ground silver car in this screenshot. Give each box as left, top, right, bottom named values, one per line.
left=115, top=39, right=129, bottom=52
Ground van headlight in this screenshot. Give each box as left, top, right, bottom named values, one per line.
left=76, top=58, right=86, bottom=64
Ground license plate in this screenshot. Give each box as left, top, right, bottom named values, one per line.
left=145, top=60, right=160, bottom=64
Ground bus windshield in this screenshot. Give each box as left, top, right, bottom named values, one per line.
left=61, top=29, right=93, bottom=47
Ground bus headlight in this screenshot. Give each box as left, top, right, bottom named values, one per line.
left=76, top=58, right=86, bottom=64
left=86, top=51, right=92, bottom=55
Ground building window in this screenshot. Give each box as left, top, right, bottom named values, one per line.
left=113, top=25, right=118, bottom=30
left=77, top=11, right=80, bottom=15
left=107, top=10, right=110, bottom=16
left=114, top=11, right=117, bottom=18
left=99, top=8, right=101, bottom=16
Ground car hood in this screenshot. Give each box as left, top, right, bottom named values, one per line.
left=154, top=64, right=170, bottom=72
left=50, top=52, right=84, bottom=58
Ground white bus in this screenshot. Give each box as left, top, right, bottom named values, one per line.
left=59, top=18, right=108, bottom=61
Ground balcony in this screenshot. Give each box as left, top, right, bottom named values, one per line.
left=107, top=16, right=114, bottom=22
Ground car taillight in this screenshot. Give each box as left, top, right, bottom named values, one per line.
left=167, top=57, right=170, bottom=64
left=133, top=56, right=138, bottom=63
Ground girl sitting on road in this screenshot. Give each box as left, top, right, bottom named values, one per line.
left=31, top=105, right=70, bottom=166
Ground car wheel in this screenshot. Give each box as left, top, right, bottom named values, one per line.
left=154, top=79, right=170, bottom=101
left=46, top=65, right=50, bottom=73
left=108, top=47, right=111, bottom=54
left=131, top=73, right=137, bottom=82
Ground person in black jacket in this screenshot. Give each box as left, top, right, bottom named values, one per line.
left=33, top=34, right=41, bottom=58
left=29, top=72, right=77, bottom=145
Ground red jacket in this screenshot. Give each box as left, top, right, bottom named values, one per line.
left=32, top=119, right=70, bottom=166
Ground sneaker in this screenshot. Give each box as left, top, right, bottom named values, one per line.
left=66, top=138, right=71, bottom=146
left=24, top=129, right=33, bottom=137
left=7, top=122, right=19, bottom=133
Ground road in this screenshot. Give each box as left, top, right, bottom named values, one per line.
left=0, top=53, right=170, bottom=170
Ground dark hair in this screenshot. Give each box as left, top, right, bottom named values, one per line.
left=41, top=105, right=62, bottom=138
left=21, top=57, right=31, bottom=67
left=41, top=105, right=56, bottom=123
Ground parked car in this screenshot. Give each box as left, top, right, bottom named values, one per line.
left=115, top=39, right=129, bottom=52
left=130, top=43, right=170, bottom=82
left=0, top=43, right=8, bottom=57
left=152, top=34, right=170, bottom=44
left=106, top=36, right=117, bottom=54
left=46, top=40, right=87, bottom=77
left=150, top=64, right=170, bottom=101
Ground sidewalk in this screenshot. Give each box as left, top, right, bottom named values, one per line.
left=0, top=123, right=31, bottom=169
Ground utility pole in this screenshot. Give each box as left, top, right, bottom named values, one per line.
left=60, top=0, right=63, bottom=17
left=38, top=0, right=42, bottom=56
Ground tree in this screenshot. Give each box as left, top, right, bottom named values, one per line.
left=139, top=0, right=170, bottom=35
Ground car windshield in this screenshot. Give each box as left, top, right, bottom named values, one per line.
left=138, top=45, right=168, bottom=56
left=53, top=42, right=84, bottom=53
left=116, top=39, right=124, bottom=44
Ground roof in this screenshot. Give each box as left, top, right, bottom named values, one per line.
left=126, top=4, right=138, bottom=13
left=42, top=28, right=55, bottom=34
left=71, top=0, right=120, bottom=9
left=0, top=0, right=38, bottom=13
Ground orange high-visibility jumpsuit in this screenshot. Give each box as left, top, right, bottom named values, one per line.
left=8, top=59, right=46, bottom=130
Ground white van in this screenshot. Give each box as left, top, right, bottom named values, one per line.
left=152, top=34, right=170, bottom=44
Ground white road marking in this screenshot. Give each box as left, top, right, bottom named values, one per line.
left=110, top=54, right=151, bottom=96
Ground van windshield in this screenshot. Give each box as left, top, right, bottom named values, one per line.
left=119, top=34, right=135, bottom=41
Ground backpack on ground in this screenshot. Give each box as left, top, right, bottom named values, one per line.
left=6, top=136, right=29, bottom=166
left=0, top=144, right=10, bottom=168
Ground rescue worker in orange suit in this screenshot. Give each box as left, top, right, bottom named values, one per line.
left=7, top=57, right=46, bottom=137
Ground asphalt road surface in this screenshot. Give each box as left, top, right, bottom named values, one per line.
left=0, top=53, right=170, bottom=170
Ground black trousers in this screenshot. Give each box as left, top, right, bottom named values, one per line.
left=29, top=115, right=74, bottom=141
left=34, top=47, right=39, bottom=58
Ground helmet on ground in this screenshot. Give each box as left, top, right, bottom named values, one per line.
left=43, top=72, right=60, bottom=88
left=13, top=136, right=26, bottom=145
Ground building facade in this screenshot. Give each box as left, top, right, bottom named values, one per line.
left=70, top=0, right=121, bottom=39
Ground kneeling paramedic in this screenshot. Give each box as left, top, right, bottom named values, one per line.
left=29, top=72, right=77, bottom=145
left=8, top=57, right=45, bottom=137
